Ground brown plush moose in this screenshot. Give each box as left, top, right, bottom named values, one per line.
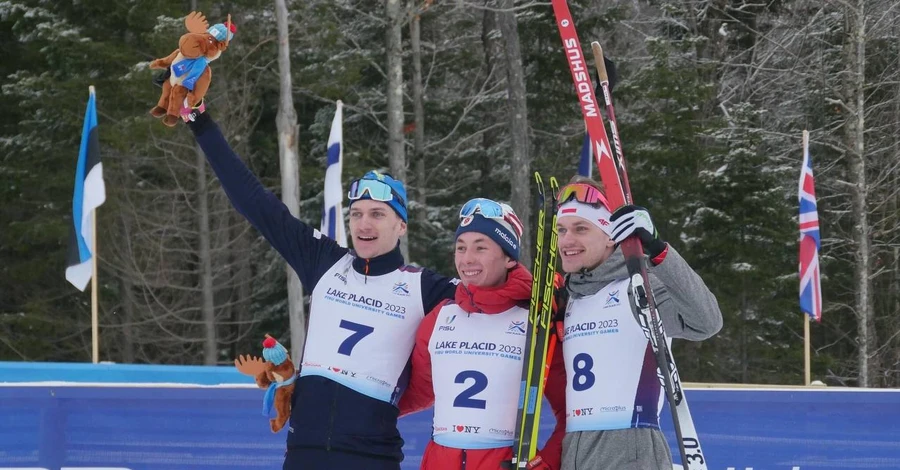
left=149, top=11, right=235, bottom=126
left=235, top=335, right=296, bottom=433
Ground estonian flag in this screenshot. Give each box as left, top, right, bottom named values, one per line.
left=321, top=100, right=347, bottom=247
left=66, top=87, right=106, bottom=291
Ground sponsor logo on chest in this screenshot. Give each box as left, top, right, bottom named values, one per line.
left=392, top=282, right=410, bottom=296
left=438, top=314, right=457, bottom=331
left=328, top=366, right=357, bottom=378
left=570, top=407, right=594, bottom=417
left=453, top=424, right=481, bottom=434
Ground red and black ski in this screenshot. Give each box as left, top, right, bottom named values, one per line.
left=549, top=1, right=708, bottom=468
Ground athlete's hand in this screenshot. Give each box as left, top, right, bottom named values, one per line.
left=609, top=204, right=668, bottom=263
left=180, top=97, right=206, bottom=123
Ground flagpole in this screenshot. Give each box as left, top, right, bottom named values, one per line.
left=802, top=129, right=810, bottom=385
left=804, top=314, right=810, bottom=385
left=91, top=207, right=99, bottom=364
left=89, top=84, right=99, bottom=365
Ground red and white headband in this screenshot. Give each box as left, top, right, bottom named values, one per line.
left=557, top=200, right=613, bottom=236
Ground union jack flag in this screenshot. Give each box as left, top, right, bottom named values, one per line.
left=799, top=134, right=822, bottom=322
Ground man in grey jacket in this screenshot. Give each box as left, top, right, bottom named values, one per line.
left=554, top=176, right=722, bottom=470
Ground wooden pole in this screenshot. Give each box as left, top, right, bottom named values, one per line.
left=91, top=206, right=99, bottom=364
left=804, top=313, right=811, bottom=385
left=802, top=129, right=810, bottom=385
left=89, top=84, right=99, bottom=364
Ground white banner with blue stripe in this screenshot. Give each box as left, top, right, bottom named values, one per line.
left=321, top=100, right=347, bottom=247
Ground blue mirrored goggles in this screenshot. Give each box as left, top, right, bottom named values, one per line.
left=459, top=198, right=507, bottom=219
left=348, top=178, right=406, bottom=208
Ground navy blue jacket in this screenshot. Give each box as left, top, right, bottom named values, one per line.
left=188, top=113, right=457, bottom=461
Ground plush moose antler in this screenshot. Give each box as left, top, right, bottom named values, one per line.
left=184, top=11, right=209, bottom=34
left=234, top=354, right=268, bottom=377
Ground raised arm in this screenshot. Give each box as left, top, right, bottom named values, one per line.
left=645, top=245, right=723, bottom=341
left=187, top=112, right=348, bottom=289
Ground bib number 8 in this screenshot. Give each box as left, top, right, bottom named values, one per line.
left=572, top=353, right=595, bottom=391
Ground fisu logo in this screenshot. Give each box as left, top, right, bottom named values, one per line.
left=439, top=314, right=457, bottom=332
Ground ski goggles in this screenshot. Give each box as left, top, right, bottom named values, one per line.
left=557, top=183, right=611, bottom=211
left=459, top=198, right=508, bottom=219
left=459, top=198, right=524, bottom=238
left=347, top=178, right=406, bottom=208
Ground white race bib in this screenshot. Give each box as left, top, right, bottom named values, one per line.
left=430, top=303, right=529, bottom=449
left=301, top=255, right=425, bottom=403
left=563, top=278, right=669, bottom=431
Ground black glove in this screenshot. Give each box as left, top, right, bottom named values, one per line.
left=152, top=67, right=171, bottom=88
left=609, top=205, right=667, bottom=261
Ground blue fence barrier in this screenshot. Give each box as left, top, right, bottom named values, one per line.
left=1, top=363, right=898, bottom=470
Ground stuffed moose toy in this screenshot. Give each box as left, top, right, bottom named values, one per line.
left=234, top=335, right=296, bottom=433
left=149, top=11, right=235, bottom=126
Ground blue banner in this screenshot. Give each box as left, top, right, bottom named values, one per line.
left=1, top=363, right=898, bottom=470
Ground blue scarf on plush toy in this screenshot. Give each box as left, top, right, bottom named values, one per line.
left=262, top=373, right=296, bottom=416
left=171, top=56, right=209, bottom=91
left=260, top=337, right=296, bottom=417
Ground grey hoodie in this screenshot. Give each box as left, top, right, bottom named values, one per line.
left=560, top=245, right=722, bottom=470
left=566, top=245, right=722, bottom=341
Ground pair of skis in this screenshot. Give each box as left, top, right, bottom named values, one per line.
left=510, top=173, right=560, bottom=468
left=548, top=0, right=709, bottom=468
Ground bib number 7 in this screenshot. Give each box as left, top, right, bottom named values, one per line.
left=338, top=320, right=374, bottom=356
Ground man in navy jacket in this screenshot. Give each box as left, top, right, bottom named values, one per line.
left=187, top=108, right=457, bottom=469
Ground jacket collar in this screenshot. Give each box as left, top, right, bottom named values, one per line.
left=351, top=245, right=405, bottom=276
left=455, top=264, right=532, bottom=314
left=566, top=249, right=632, bottom=298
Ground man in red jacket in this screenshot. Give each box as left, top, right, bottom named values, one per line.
left=399, top=198, right=566, bottom=470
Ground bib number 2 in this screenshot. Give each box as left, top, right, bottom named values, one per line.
left=337, top=320, right=374, bottom=355
left=453, top=370, right=488, bottom=409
